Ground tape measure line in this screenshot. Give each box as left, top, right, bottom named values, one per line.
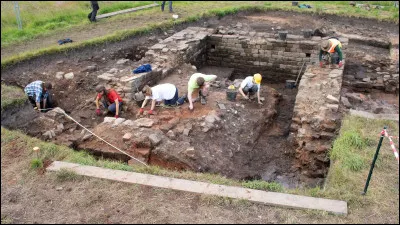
left=40, top=108, right=149, bottom=167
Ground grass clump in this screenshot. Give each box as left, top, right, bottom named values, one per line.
left=30, top=158, right=43, bottom=169
left=1, top=84, right=27, bottom=112
left=242, top=180, right=284, bottom=192
left=56, top=168, right=82, bottom=182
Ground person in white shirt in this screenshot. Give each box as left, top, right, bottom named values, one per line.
left=238, top=73, right=263, bottom=105
left=138, top=83, right=179, bottom=115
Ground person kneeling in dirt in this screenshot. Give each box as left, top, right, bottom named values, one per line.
left=138, top=83, right=185, bottom=115
left=319, top=38, right=343, bottom=68
left=238, top=73, right=263, bottom=105
left=24, top=80, right=53, bottom=112
left=95, top=85, right=122, bottom=118
left=187, top=73, right=217, bottom=110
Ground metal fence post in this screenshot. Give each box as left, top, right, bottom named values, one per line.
left=362, top=126, right=387, bottom=195
left=13, top=1, right=22, bottom=30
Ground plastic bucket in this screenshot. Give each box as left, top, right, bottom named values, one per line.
left=226, top=90, right=238, bottom=101
left=278, top=31, right=288, bottom=41
left=302, top=29, right=313, bottom=38
left=285, top=80, right=296, bottom=89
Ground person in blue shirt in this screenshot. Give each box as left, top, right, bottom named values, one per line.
left=24, top=80, right=53, bottom=111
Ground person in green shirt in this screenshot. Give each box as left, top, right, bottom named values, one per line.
left=187, top=73, right=217, bottom=110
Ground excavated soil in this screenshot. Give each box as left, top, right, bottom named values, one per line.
left=1, top=10, right=399, bottom=187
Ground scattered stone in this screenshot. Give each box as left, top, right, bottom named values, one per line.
left=149, top=133, right=163, bottom=146
left=56, top=60, right=64, bottom=64
left=191, top=65, right=197, bottom=70
left=218, top=103, right=226, bottom=110
left=82, top=133, right=92, bottom=141
left=178, top=69, right=182, bottom=74
left=183, top=128, right=191, bottom=136
left=113, top=118, right=126, bottom=126
left=345, top=93, right=363, bottom=103
left=108, top=68, right=119, bottom=74
left=97, top=73, right=115, bottom=81
left=56, top=123, right=64, bottom=132
left=326, top=95, right=339, bottom=104
left=83, top=65, right=97, bottom=72
left=205, top=115, right=216, bottom=124
left=103, top=117, right=116, bottom=124
left=56, top=72, right=65, bottom=79
left=134, top=118, right=154, bottom=128
left=117, top=59, right=130, bottom=64
left=373, top=107, right=384, bottom=114
left=184, top=147, right=195, bottom=159
left=202, top=126, right=211, bottom=133
left=64, top=72, right=74, bottom=80
left=326, top=104, right=339, bottom=111
left=122, top=133, right=132, bottom=141
left=121, top=120, right=137, bottom=127
left=166, top=130, right=175, bottom=139
left=135, top=148, right=150, bottom=158
left=56, top=187, right=63, bottom=191
left=341, top=96, right=352, bottom=108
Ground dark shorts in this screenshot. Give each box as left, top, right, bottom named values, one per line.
left=243, top=85, right=258, bottom=95
left=164, top=88, right=179, bottom=105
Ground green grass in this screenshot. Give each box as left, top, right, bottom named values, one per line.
left=242, top=180, right=284, bottom=192
left=1, top=84, right=27, bottom=112
left=1, top=1, right=154, bottom=47
left=30, top=158, right=43, bottom=169
left=55, top=168, right=82, bottom=182
left=289, top=115, right=399, bottom=210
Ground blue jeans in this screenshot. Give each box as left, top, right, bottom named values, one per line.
left=164, top=88, right=179, bottom=105
left=161, top=1, right=173, bottom=12
left=102, top=101, right=122, bottom=115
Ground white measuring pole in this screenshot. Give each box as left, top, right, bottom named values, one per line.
left=13, top=1, right=22, bottom=30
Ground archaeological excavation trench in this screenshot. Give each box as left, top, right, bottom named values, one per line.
left=2, top=11, right=398, bottom=188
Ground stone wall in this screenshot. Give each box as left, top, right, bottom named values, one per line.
left=342, top=34, right=399, bottom=94
left=128, top=27, right=215, bottom=92
left=290, top=47, right=347, bottom=178
left=206, top=32, right=323, bottom=82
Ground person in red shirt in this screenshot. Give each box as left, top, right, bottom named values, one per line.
left=95, top=85, right=123, bottom=118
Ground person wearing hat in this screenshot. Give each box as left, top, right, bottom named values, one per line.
left=24, top=80, right=53, bottom=111
left=319, top=38, right=343, bottom=68
left=137, top=83, right=185, bottom=115
left=94, top=85, right=122, bottom=118
left=187, top=73, right=217, bottom=110
left=238, top=73, right=263, bottom=105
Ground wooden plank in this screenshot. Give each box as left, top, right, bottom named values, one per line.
left=47, top=161, right=348, bottom=215
left=97, top=3, right=159, bottom=19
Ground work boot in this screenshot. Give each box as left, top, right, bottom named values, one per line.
left=200, top=96, right=207, bottom=105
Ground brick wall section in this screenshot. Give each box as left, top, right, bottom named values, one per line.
left=206, top=32, right=323, bottom=82
left=290, top=51, right=347, bottom=178
left=124, top=27, right=215, bottom=94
